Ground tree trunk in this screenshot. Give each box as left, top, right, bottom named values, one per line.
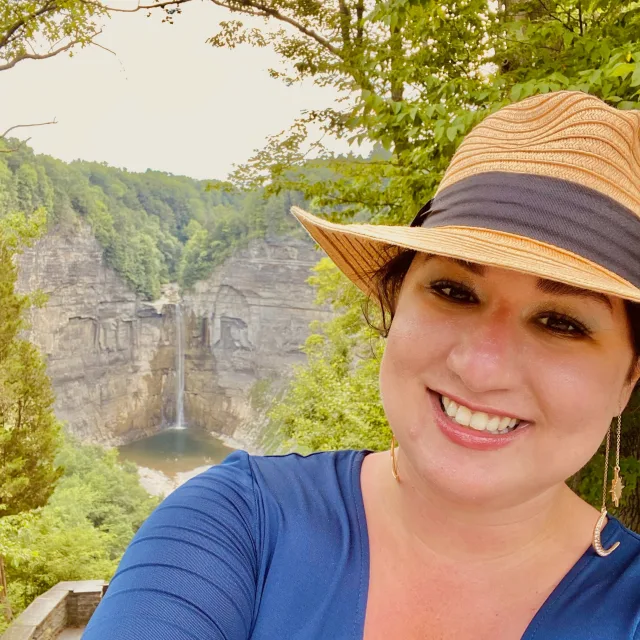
left=0, top=555, right=12, bottom=622
left=618, top=409, right=640, bottom=532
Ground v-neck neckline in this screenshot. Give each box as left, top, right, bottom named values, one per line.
left=351, top=449, right=622, bottom=640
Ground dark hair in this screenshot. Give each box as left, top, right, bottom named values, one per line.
left=366, top=249, right=640, bottom=391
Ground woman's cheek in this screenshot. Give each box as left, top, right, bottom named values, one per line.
left=379, top=310, right=452, bottom=429
left=530, top=350, right=616, bottom=445
left=385, top=303, right=452, bottom=372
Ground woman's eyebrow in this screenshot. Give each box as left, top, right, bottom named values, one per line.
left=535, top=278, right=613, bottom=311
left=425, top=255, right=485, bottom=274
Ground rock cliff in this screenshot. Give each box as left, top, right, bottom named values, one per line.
left=16, top=225, right=329, bottom=447
left=182, top=238, right=332, bottom=445
left=17, top=226, right=177, bottom=445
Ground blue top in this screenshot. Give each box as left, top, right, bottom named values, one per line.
left=83, top=449, right=640, bottom=639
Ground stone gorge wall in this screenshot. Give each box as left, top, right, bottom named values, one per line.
left=16, top=226, right=329, bottom=446
left=182, top=238, right=332, bottom=446
left=17, top=225, right=178, bottom=445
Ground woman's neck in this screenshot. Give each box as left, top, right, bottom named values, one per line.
left=365, top=449, right=597, bottom=568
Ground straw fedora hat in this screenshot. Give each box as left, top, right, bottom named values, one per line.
left=291, top=91, right=640, bottom=304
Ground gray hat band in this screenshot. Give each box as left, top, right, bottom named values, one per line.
left=423, top=171, right=640, bottom=289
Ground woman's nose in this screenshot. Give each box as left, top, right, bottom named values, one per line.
left=446, top=311, right=522, bottom=393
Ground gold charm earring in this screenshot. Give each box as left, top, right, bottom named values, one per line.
left=390, top=434, right=400, bottom=482
left=610, top=414, right=624, bottom=508
left=592, top=421, right=621, bottom=557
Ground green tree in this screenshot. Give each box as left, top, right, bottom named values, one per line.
left=0, top=148, right=305, bottom=298
left=0, top=1, right=107, bottom=73
left=144, top=1, right=640, bottom=221
left=0, top=207, right=64, bottom=624
left=266, top=258, right=391, bottom=453
left=0, top=208, right=64, bottom=516
left=0, top=435, right=160, bottom=632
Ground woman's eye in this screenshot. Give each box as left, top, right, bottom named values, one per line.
left=538, top=314, right=590, bottom=337
left=429, top=281, right=477, bottom=303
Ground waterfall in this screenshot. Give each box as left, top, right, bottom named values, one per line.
left=175, top=302, right=186, bottom=429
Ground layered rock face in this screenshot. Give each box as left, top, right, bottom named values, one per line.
left=17, top=226, right=178, bottom=445
left=17, top=226, right=328, bottom=446
left=182, top=238, right=332, bottom=445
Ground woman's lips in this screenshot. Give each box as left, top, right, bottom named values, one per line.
left=428, top=388, right=531, bottom=451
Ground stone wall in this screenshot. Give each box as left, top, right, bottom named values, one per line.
left=0, top=580, right=106, bottom=639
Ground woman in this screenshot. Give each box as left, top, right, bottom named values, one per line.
left=84, top=90, right=640, bottom=639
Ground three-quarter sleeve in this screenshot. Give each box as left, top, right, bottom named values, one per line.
left=83, top=450, right=259, bottom=640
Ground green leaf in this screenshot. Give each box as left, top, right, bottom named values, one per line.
left=510, top=84, right=523, bottom=102
left=609, top=63, right=635, bottom=78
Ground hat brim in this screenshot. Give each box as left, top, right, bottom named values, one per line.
left=291, top=206, right=640, bottom=304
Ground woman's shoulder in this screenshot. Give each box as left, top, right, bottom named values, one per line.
left=191, top=447, right=372, bottom=511
left=246, top=447, right=371, bottom=484
left=608, top=516, right=640, bottom=568
left=532, top=517, right=640, bottom=639
left=570, top=517, right=640, bottom=592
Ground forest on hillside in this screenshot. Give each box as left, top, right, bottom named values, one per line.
left=0, top=141, right=306, bottom=298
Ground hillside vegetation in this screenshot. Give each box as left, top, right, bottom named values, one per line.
left=0, top=142, right=306, bottom=298
left=0, top=434, right=160, bottom=633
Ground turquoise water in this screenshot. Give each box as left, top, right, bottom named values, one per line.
left=117, top=427, right=235, bottom=477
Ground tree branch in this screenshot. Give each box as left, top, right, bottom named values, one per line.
left=338, top=0, right=352, bottom=46
left=0, top=120, right=57, bottom=152
left=94, top=0, right=197, bottom=12
left=1, top=120, right=58, bottom=139
left=0, top=0, right=58, bottom=51
left=535, top=0, right=575, bottom=32
left=0, top=139, right=32, bottom=153
left=105, top=0, right=342, bottom=57
left=209, top=0, right=341, bottom=57
left=0, top=38, right=85, bottom=72
left=355, top=0, right=364, bottom=45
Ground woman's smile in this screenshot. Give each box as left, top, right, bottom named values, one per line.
left=427, top=387, right=532, bottom=451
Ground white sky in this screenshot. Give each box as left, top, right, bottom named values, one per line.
left=0, top=1, right=347, bottom=180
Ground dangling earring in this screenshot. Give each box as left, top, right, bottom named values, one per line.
left=610, top=414, right=624, bottom=508
left=390, top=434, right=400, bottom=482
left=592, top=417, right=622, bottom=557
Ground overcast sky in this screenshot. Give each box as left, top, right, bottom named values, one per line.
left=1, top=1, right=346, bottom=180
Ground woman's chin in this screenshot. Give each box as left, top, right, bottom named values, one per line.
left=393, top=390, right=538, bottom=506
left=405, top=452, right=534, bottom=508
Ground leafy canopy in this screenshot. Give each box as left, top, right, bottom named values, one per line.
left=0, top=1, right=106, bottom=73
left=0, top=142, right=305, bottom=298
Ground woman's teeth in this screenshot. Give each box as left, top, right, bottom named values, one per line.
left=440, top=395, right=521, bottom=434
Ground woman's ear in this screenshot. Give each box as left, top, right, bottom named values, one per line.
left=619, top=358, right=640, bottom=414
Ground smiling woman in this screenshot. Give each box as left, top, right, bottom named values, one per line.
left=85, top=91, right=640, bottom=640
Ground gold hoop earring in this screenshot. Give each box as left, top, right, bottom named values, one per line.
left=592, top=417, right=622, bottom=557
left=390, top=434, right=400, bottom=482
